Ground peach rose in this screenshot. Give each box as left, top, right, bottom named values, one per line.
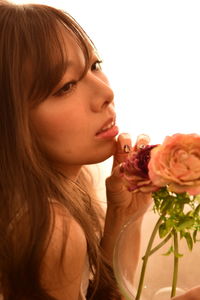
left=148, top=133, right=200, bottom=195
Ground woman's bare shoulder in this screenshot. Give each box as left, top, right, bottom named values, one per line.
left=41, top=201, right=88, bottom=300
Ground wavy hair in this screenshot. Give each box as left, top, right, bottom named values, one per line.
left=0, top=1, right=119, bottom=299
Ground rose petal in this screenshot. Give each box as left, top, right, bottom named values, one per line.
left=149, top=133, right=200, bottom=195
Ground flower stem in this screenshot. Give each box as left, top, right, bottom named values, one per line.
left=142, top=232, right=172, bottom=259
left=171, top=229, right=179, bottom=298
left=135, top=215, right=163, bottom=300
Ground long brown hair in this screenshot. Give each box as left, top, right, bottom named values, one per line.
left=0, top=2, right=118, bottom=299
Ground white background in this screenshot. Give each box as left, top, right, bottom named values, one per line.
left=12, top=0, right=200, bottom=183
left=13, top=0, right=200, bottom=145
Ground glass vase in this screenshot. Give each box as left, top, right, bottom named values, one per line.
left=113, top=208, right=200, bottom=300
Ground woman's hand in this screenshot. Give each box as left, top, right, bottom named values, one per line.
left=101, top=133, right=152, bottom=280
left=171, top=286, right=200, bottom=300
left=106, top=133, right=152, bottom=221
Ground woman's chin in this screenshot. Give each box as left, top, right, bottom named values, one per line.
left=91, top=144, right=117, bottom=164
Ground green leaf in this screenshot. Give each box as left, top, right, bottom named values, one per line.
left=160, top=200, right=173, bottom=214
left=193, top=230, right=198, bottom=243
left=180, top=229, right=185, bottom=239
left=174, top=250, right=183, bottom=258
left=153, top=200, right=159, bottom=212
left=194, top=204, right=200, bottom=216
left=194, top=194, right=200, bottom=203
left=153, top=186, right=169, bottom=199
left=162, top=245, right=174, bottom=256
left=174, top=203, right=184, bottom=214
left=176, top=216, right=195, bottom=231
left=193, top=223, right=200, bottom=231
left=162, top=244, right=183, bottom=257
left=184, top=232, right=193, bottom=251
left=186, top=210, right=193, bottom=217
left=193, top=229, right=200, bottom=242
left=176, top=193, right=190, bottom=204
left=165, top=218, right=174, bottom=230
left=159, top=222, right=171, bottom=238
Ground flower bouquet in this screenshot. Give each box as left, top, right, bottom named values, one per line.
left=114, top=133, right=200, bottom=300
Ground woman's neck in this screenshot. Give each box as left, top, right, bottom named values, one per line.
left=56, top=164, right=82, bottom=181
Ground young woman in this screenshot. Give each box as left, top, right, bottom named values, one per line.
left=0, top=1, right=152, bottom=299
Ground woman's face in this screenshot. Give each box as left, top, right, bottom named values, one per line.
left=30, top=30, right=119, bottom=176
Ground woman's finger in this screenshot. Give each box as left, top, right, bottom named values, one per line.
left=112, top=133, right=132, bottom=169
left=134, top=134, right=150, bottom=151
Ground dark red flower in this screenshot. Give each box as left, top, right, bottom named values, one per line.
left=121, top=144, right=159, bottom=193
left=123, top=145, right=157, bottom=177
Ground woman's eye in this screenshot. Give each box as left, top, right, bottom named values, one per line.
left=54, top=81, right=76, bottom=97
left=91, top=60, right=103, bottom=71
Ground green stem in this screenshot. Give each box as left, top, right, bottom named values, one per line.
left=135, top=215, right=163, bottom=300
left=142, top=232, right=172, bottom=259
left=171, top=229, right=179, bottom=298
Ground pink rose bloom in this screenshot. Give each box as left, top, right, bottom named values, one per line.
left=121, top=145, right=159, bottom=193
left=148, top=133, right=200, bottom=195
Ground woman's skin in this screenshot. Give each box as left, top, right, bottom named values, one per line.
left=29, top=26, right=200, bottom=300
left=30, top=27, right=152, bottom=300
left=30, top=30, right=117, bottom=180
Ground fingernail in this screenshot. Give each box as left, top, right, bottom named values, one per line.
left=124, top=144, right=131, bottom=153
left=136, top=134, right=150, bottom=150
left=136, top=134, right=150, bottom=143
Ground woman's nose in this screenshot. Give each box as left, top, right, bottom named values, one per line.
left=89, top=75, right=114, bottom=112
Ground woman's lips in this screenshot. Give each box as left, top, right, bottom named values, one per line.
left=96, top=119, right=115, bottom=135
left=95, top=121, right=119, bottom=139
left=95, top=115, right=119, bottom=139
left=95, top=125, right=119, bottom=138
